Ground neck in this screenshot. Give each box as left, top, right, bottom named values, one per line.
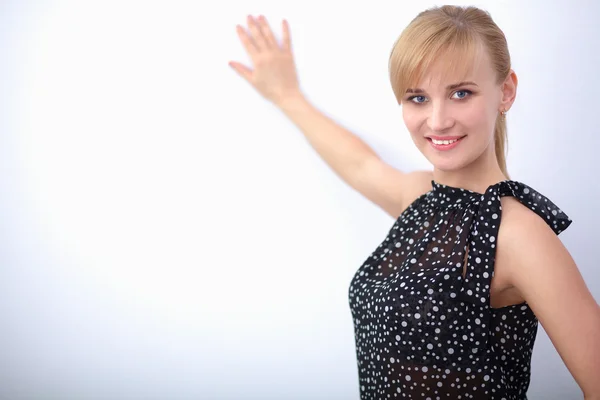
left=432, top=147, right=508, bottom=194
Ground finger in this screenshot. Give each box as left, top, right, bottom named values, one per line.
left=229, top=61, right=253, bottom=83
left=247, top=15, right=267, bottom=52
left=236, top=24, right=259, bottom=58
left=281, top=19, right=292, bottom=52
left=256, top=15, right=278, bottom=49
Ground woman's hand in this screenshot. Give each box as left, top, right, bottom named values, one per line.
left=229, top=15, right=302, bottom=107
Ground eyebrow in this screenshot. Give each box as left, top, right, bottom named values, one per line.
left=405, top=81, right=479, bottom=94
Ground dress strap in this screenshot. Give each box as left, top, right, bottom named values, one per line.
left=495, top=181, right=571, bottom=235
left=459, top=180, right=572, bottom=306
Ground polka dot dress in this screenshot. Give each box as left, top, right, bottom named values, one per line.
left=348, top=180, right=572, bottom=399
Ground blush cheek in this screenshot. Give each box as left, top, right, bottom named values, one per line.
left=402, top=111, right=423, bottom=139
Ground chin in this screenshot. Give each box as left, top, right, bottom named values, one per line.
left=431, top=162, right=466, bottom=172
left=421, top=142, right=485, bottom=173
left=425, top=153, right=474, bottom=173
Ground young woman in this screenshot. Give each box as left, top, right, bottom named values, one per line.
left=229, top=5, right=600, bottom=399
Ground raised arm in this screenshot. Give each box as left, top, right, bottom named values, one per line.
left=229, top=15, right=432, bottom=218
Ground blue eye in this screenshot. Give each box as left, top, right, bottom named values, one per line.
left=410, top=95, right=427, bottom=104
left=405, top=90, right=472, bottom=104
left=452, top=90, right=472, bottom=99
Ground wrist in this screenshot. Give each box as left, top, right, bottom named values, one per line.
left=275, top=91, right=308, bottom=113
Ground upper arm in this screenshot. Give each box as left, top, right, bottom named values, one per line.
left=354, top=157, right=433, bottom=219
left=498, top=200, right=600, bottom=397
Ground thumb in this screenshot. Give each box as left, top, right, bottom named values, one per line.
left=229, top=61, right=253, bottom=83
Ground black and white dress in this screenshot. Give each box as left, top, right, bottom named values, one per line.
left=348, top=180, right=572, bottom=399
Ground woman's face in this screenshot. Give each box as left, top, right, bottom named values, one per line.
left=401, top=48, right=515, bottom=173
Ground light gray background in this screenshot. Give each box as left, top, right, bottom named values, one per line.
left=1, top=0, right=598, bottom=399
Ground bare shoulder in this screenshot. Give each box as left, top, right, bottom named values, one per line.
left=497, top=196, right=554, bottom=240
left=495, top=195, right=570, bottom=288
left=401, top=170, right=435, bottom=209
left=496, top=196, right=558, bottom=257
left=356, top=157, right=432, bottom=219
left=498, top=196, right=540, bottom=228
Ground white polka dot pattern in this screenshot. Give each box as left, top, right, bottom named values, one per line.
left=348, top=180, right=571, bottom=399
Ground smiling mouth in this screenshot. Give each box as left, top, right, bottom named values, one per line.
left=428, top=136, right=466, bottom=145
left=427, top=136, right=466, bottom=150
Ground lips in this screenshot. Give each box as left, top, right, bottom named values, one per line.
left=426, top=135, right=466, bottom=142
left=427, top=135, right=466, bottom=151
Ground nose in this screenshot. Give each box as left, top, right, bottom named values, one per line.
left=427, top=102, right=455, bottom=132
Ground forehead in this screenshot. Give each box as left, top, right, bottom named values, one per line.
left=412, top=45, right=493, bottom=89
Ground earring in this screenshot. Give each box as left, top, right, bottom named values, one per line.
left=501, top=109, right=508, bottom=121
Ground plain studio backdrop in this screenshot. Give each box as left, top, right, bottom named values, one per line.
left=1, top=0, right=598, bottom=399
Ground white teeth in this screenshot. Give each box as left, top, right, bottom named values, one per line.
left=431, top=138, right=460, bottom=145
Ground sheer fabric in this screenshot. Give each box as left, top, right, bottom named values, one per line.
left=348, top=180, right=571, bottom=399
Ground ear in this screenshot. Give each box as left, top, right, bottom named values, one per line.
left=499, top=69, right=518, bottom=111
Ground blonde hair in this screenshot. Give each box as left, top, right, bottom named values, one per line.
left=389, top=5, right=511, bottom=177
